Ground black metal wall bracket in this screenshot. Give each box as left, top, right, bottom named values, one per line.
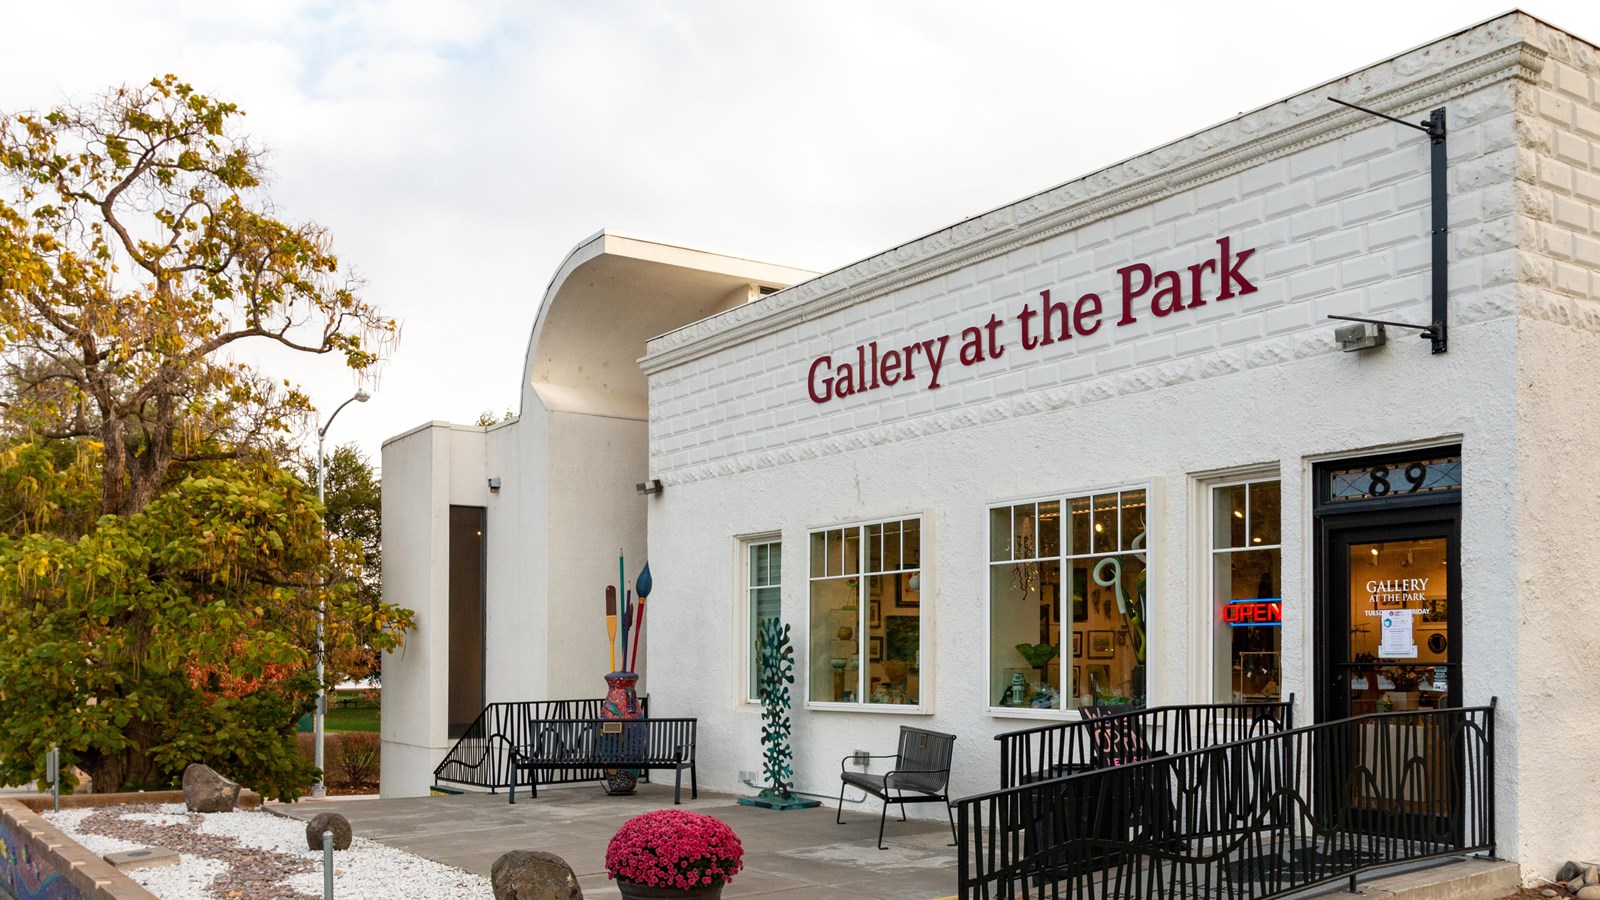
left=1327, top=99, right=1449, bottom=354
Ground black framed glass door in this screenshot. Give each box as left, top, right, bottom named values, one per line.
left=1320, top=518, right=1461, bottom=721
left=1313, top=447, right=1464, bottom=840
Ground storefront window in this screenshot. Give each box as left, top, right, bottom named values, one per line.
left=1210, top=479, right=1282, bottom=702
left=808, top=517, right=921, bottom=707
left=746, top=539, right=781, bottom=702
left=989, top=489, right=1148, bottom=712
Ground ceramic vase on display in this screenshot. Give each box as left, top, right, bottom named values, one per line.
left=601, top=671, right=642, bottom=795
left=616, top=883, right=724, bottom=899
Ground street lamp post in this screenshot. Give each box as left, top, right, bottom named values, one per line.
left=313, top=389, right=370, bottom=799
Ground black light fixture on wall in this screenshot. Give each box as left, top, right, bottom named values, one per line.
left=636, top=478, right=663, bottom=495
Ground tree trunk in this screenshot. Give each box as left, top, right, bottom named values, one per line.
left=99, top=417, right=129, bottom=517
left=81, top=732, right=164, bottom=795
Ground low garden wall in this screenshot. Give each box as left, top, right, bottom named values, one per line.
left=0, top=792, right=262, bottom=900
left=0, top=799, right=155, bottom=900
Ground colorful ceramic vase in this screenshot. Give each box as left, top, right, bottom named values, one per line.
left=601, top=671, right=642, bottom=794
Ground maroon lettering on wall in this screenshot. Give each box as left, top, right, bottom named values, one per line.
left=804, top=236, right=1257, bottom=404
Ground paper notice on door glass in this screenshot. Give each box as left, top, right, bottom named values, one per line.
left=1379, top=610, right=1419, bottom=659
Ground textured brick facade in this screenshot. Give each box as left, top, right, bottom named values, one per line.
left=642, top=23, right=1543, bottom=485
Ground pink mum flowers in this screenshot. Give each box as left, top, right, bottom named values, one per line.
left=605, top=809, right=745, bottom=889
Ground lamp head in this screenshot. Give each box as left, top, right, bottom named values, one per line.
left=355, top=390, right=371, bottom=402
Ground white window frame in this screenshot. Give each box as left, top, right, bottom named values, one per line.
left=741, top=535, right=782, bottom=705
left=805, top=514, right=928, bottom=715
left=984, top=483, right=1153, bottom=720
left=1191, top=466, right=1282, bottom=704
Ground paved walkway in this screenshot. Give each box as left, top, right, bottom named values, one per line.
left=270, top=784, right=960, bottom=899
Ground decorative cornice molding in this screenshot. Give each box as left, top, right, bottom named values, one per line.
left=641, top=29, right=1546, bottom=377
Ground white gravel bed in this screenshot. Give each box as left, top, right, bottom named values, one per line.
left=46, top=803, right=491, bottom=899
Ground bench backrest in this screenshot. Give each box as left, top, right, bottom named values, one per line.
left=895, top=726, right=956, bottom=793
left=527, top=718, right=696, bottom=762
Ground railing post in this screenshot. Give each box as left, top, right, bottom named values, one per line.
left=1486, top=698, right=1497, bottom=859
left=46, top=747, right=60, bottom=813
left=954, top=801, right=968, bottom=899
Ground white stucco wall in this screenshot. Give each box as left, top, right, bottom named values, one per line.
left=379, top=422, right=460, bottom=797
left=640, top=13, right=1585, bottom=880
left=379, top=235, right=813, bottom=796
left=1509, top=21, right=1600, bottom=874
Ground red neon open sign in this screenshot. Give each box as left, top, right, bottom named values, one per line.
left=1224, top=598, right=1282, bottom=627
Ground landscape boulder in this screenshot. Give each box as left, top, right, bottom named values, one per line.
left=491, top=850, right=582, bottom=900
left=306, top=812, right=353, bottom=851
left=182, top=764, right=241, bottom=813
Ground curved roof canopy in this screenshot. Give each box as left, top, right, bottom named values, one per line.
left=523, top=231, right=815, bottom=420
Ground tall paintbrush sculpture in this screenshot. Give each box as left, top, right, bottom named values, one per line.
left=604, top=586, right=618, bottom=672
left=628, top=562, right=652, bottom=672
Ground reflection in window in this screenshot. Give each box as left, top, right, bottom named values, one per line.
left=746, top=540, right=781, bottom=702
left=1210, top=479, right=1282, bottom=702
left=808, top=518, right=921, bottom=707
left=989, top=489, right=1148, bottom=711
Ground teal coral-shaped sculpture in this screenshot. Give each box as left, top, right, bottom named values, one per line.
left=737, top=618, right=819, bottom=810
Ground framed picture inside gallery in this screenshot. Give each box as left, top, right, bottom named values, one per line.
left=1087, top=630, right=1115, bottom=659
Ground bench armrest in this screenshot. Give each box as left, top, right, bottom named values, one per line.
left=883, top=766, right=953, bottom=792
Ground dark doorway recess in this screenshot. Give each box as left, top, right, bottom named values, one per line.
left=448, top=505, right=487, bottom=738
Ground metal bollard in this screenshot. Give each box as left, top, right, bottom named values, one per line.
left=45, top=748, right=59, bottom=813
left=323, top=830, right=334, bottom=899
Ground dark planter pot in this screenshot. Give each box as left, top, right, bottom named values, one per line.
left=615, top=879, right=725, bottom=899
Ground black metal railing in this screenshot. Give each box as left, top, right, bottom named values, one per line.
left=432, top=696, right=651, bottom=792
left=997, top=699, right=1295, bottom=789
left=956, top=702, right=1495, bottom=899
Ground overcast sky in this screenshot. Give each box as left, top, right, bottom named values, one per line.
left=5, top=1, right=1597, bottom=465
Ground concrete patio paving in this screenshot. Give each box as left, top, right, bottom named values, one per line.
left=270, top=783, right=961, bottom=899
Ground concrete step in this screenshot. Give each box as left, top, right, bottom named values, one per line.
left=1307, top=857, right=1521, bottom=900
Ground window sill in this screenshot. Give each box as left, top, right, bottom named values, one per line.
left=805, top=701, right=932, bottom=715
left=987, top=706, right=1089, bottom=721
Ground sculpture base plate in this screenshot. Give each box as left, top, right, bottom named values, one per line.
left=737, top=795, right=821, bottom=811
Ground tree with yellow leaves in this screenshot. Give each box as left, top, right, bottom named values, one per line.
left=0, top=77, right=411, bottom=797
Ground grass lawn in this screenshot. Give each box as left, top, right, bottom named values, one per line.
left=325, top=691, right=380, bottom=733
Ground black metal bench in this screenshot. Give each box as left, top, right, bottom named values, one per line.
left=836, top=725, right=957, bottom=849
left=508, top=717, right=697, bottom=805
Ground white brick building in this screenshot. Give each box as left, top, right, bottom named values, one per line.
left=383, top=12, right=1600, bottom=882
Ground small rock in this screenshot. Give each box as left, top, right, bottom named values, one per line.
left=1579, top=887, right=1600, bottom=900
left=182, top=764, right=241, bottom=813
left=1560, top=862, right=1587, bottom=883
left=1588, top=865, right=1600, bottom=886
left=1571, top=878, right=1588, bottom=894
left=306, top=812, right=353, bottom=851
left=1542, top=889, right=1557, bottom=898
left=491, top=850, right=582, bottom=900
